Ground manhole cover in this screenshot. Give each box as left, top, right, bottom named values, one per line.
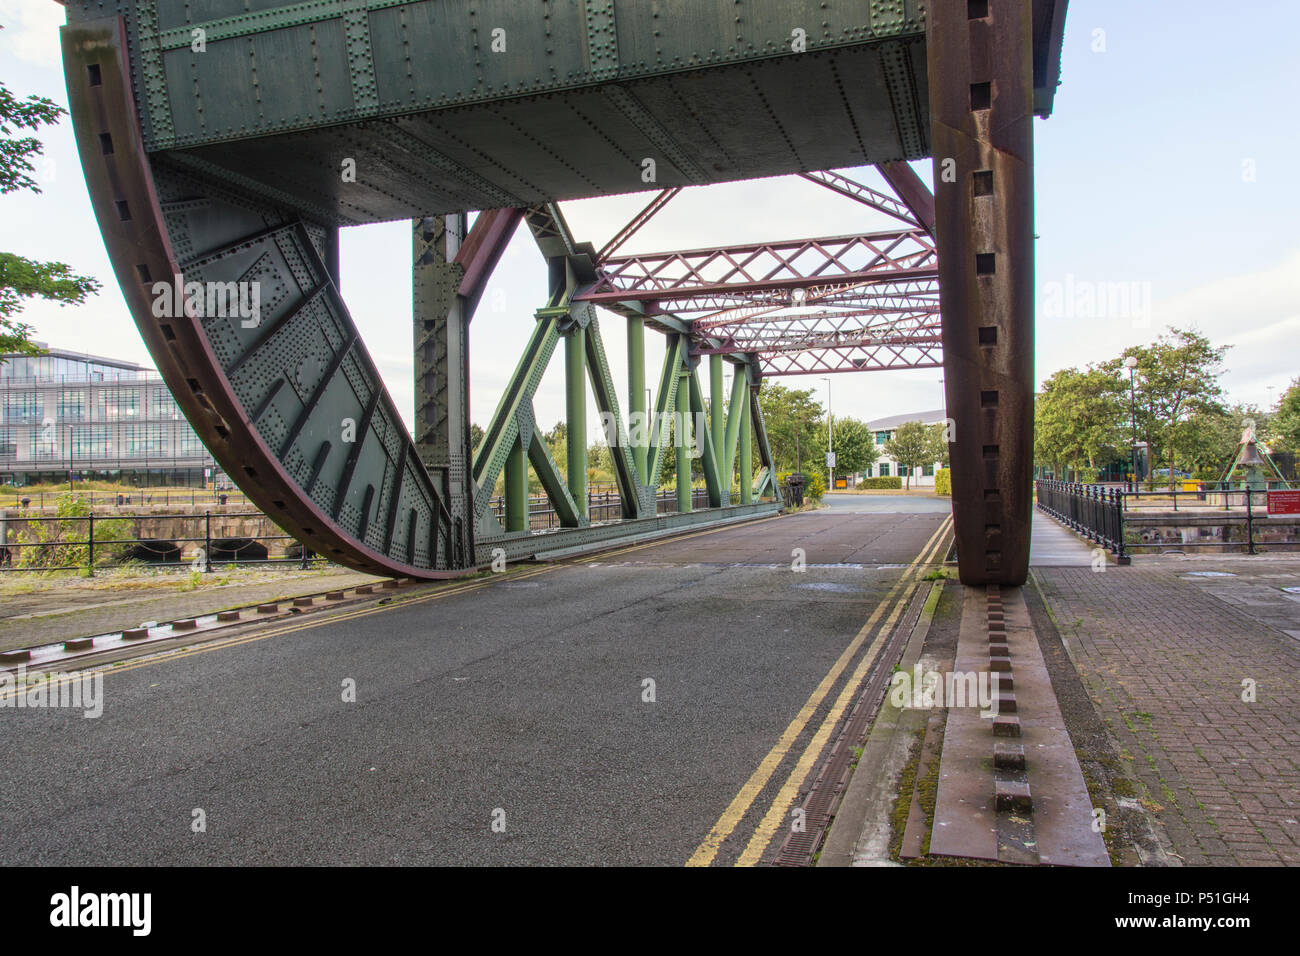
left=1183, top=571, right=1237, bottom=577
left=497, top=581, right=542, bottom=589
left=794, top=582, right=860, bottom=593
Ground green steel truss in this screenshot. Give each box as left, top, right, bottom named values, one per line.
left=471, top=205, right=780, bottom=549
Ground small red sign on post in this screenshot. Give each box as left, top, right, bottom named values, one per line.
left=1267, top=490, right=1300, bottom=515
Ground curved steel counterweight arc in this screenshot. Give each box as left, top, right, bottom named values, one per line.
left=60, top=19, right=461, bottom=580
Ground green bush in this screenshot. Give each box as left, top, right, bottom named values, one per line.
left=934, top=468, right=951, bottom=496
left=857, top=476, right=903, bottom=490
left=804, top=471, right=826, bottom=502
left=13, top=492, right=134, bottom=570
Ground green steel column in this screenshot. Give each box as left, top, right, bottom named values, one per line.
left=740, top=368, right=753, bottom=505
left=504, top=434, right=528, bottom=532
left=676, top=368, right=692, bottom=513
left=710, top=355, right=725, bottom=500
left=627, top=316, right=647, bottom=484
left=566, top=326, right=588, bottom=517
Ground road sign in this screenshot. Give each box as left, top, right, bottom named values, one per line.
left=1267, top=490, right=1300, bottom=515
left=826, top=452, right=836, bottom=469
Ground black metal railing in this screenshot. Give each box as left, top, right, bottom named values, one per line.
left=0, top=510, right=312, bottom=574
left=487, top=486, right=713, bottom=530
left=1036, top=480, right=1128, bottom=560
left=5, top=488, right=252, bottom=511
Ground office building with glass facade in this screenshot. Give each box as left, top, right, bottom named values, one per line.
left=0, top=345, right=220, bottom=487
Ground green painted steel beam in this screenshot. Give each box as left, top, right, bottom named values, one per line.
left=750, top=377, right=778, bottom=498
left=710, top=355, right=724, bottom=479
left=686, top=365, right=724, bottom=509
left=504, top=432, right=529, bottom=533
left=475, top=500, right=780, bottom=565
left=740, top=365, right=753, bottom=505
left=721, top=369, right=748, bottom=502
left=529, top=421, right=584, bottom=528
left=676, top=366, right=692, bottom=515
left=583, top=308, right=643, bottom=519
left=646, top=333, right=685, bottom=490
left=627, top=315, right=647, bottom=484
left=472, top=304, right=564, bottom=527
left=565, top=323, right=588, bottom=517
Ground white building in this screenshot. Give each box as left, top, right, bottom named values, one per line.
left=863, top=408, right=947, bottom=487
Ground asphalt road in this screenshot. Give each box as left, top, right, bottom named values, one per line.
left=0, top=505, right=949, bottom=866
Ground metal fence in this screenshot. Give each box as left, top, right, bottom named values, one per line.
left=1038, top=480, right=1299, bottom=555
left=0, top=509, right=311, bottom=574
left=1036, top=480, right=1128, bottom=560
left=4, top=488, right=253, bottom=511
left=1120, top=482, right=1286, bottom=513
left=487, top=487, right=713, bottom=530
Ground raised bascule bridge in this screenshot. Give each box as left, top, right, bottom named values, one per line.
left=58, top=0, right=1067, bottom=586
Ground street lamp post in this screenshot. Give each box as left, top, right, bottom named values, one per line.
left=822, top=376, right=833, bottom=492
left=1123, top=356, right=1139, bottom=492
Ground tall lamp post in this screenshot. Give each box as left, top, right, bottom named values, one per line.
left=821, top=376, right=833, bottom=492
left=1123, top=356, right=1139, bottom=492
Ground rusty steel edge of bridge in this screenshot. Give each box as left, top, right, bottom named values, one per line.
left=59, top=0, right=1067, bottom=586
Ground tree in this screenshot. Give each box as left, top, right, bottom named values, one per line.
left=1, top=37, right=101, bottom=359
left=883, top=420, right=932, bottom=490
left=1273, top=378, right=1300, bottom=452
left=757, top=382, right=824, bottom=474
left=924, top=422, right=950, bottom=470
left=469, top=423, right=485, bottom=456
left=1034, top=365, right=1127, bottom=480
left=820, top=416, right=878, bottom=477
left=1180, top=403, right=1264, bottom=479
left=1120, top=328, right=1229, bottom=484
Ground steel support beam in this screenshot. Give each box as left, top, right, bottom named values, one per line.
left=686, top=366, right=724, bottom=508
left=740, top=365, right=753, bottom=505
left=928, top=0, right=1036, bottom=586
left=722, top=368, right=748, bottom=502
left=627, top=315, right=647, bottom=483
left=676, top=365, right=692, bottom=514
left=414, top=210, right=520, bottom=568
left=565, top=323, right=588, bottom=517
left=528, top=421, right=585, bottom=528
left=504, top=433, right=529, bottom=533
left=710, top=355, right=725, bottom=473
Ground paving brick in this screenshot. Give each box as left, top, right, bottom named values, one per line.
left=1033, top=560, right=1300, bottom=867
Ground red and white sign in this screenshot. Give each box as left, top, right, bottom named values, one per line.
left=1267, top=490, right=1300, bottom=515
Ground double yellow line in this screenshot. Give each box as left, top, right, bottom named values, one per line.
left=686, top=513, right=952, bottom=867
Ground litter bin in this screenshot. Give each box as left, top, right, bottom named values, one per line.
left=785, top=472, right=806, bottom=508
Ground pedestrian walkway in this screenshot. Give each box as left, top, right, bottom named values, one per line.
left=1032, top=559, right=1300, bottom=865
left=1029, top=511, right=1098, bottom=567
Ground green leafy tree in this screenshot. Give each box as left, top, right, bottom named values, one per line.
left=821, top=416, right=878, bottom=477
left=1273, top=378, right=1300, bottom=452
left=924, top=422, right=950, bottom=469
left=1, top=41, right=101, bottom=358
left=469, top=423, right=485, bottom=456
left=883, top=420, right=932, bottom=490
left=1120, top=328, right=1229, bottom=484
left=757, top=382, right=824, bottom=474
left=1034, top=365, right=1127, bottom=480
left=1180, top=403, right=1263, bottom=479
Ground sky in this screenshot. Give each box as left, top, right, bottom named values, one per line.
left=3, top=0, right=1298, bottom=444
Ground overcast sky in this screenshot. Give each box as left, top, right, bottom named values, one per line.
left=3, top=0, right=1297, bottom=443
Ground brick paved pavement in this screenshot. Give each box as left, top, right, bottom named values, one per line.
left=1032, top=560, right=1300, bottom=866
